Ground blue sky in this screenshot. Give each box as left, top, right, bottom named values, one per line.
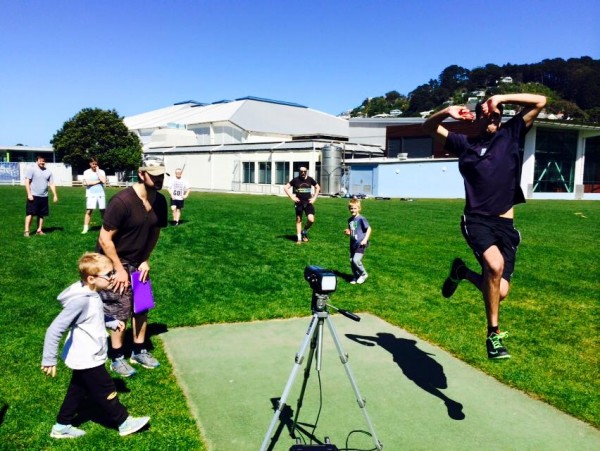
left=1, top=0, right=598, bottom=146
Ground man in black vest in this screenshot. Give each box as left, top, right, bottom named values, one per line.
left=284, top=166, right=321, bottom=244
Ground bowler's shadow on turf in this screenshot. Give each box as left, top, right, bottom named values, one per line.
left=346, top=332, right=465, bottom=420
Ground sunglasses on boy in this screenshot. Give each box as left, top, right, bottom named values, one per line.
left=96, top=269, right=116, bottom=281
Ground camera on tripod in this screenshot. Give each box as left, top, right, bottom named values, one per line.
left=304, top=265, right=337, bottom=294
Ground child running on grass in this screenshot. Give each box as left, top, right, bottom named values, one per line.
left=344, top=198, right=372, bottom=284
left=41, top=252, right=150, bottom=439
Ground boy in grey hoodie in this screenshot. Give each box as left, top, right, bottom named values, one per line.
left=41, top=252, right=150, bottom=438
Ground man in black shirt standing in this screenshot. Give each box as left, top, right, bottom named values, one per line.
left=98, top=161, right=168, bottom=377
left=424, top=93, right=546, bottom=359
left=284, top=166, right=321, bottom=244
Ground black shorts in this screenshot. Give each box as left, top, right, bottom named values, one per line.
left=26, top=196, right=49, bottom=217
left=460, top=213, right=521, bottom=281
left=170, top=199, right=185, bottom=209
left=295, top=202, right=315, bottom=217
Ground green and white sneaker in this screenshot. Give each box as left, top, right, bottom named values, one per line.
left=130, top=350, right=160, bottom=369
left=50, top=424, right=86, bottom=439
left=111, top=356, right=137, bottom=377
left=486, top=332, right=511, bottom=359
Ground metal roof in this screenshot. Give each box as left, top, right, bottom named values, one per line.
left=124, top=97, right=348, bottom=138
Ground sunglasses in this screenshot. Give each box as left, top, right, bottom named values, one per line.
left=96, top=269, right=116, bottom=281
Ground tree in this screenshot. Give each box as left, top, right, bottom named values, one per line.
left=51, top=108, right=142, bottom=175
left=585, top=107, right=600, bottom=124
left=439, top=65, right=470, bottom=93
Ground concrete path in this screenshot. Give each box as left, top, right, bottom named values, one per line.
left=161, top=313, right=600, bottom=450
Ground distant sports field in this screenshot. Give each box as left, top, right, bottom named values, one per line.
left=0, top=186, right=598, bottom=448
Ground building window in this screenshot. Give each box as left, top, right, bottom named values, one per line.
left=387, top=137, right=432, bottom=158
left=243, top=162, right=255, bottom=183
left=275, top=161, right=289, bottom=184
left=584, top=136, right=600, bottom=193
left=533, top=129, right=577, bottom=193
left=190, top=125, right=211, bottom=145
left=258, top=162, right=272, bottom=184
left=214, top=124, right=245, bottom=144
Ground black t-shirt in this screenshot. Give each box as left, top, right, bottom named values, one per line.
left=97, top=187, right=168, bottom=265
left=288, top=176, right=318, bottom=202
left=445, top=114, right=528, bottom=216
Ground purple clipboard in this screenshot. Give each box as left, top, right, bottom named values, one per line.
left=131, top=271, right=155, bottom=314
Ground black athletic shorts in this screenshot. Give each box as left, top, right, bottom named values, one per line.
left=460, top=213, right=521, bottom=281
left=26, top=196, right=49, bottom=217
left=170, top=199, right=185, bottom=209
left=295, top=201, right=315, bottom=217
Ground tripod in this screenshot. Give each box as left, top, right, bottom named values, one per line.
left=260, top=294, right=383, bottom=451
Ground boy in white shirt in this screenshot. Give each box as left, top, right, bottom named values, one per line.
left=81, top=158, right=106, bottom=234
left=41, top=252, right=150, bottom=438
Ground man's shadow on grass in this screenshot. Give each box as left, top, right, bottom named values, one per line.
left=278, top=234, right=300, bottom=243
left=34, top=226, right=64, bottom=235
left=332, top=269, right=355, bottom=283
left=0, top=403, right=8, bottom=427
left=346, top=332, right=465, bottom=420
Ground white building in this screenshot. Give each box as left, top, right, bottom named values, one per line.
left=125, top=97, right=383, bottom=194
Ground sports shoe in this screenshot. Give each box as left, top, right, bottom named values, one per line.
left=130, top=350, right=160, bottom=369
left=50, top=424, right=86, bottom=439
left=349, top=279, right=357, bottom=284
left=441, top=258, right=466, bottom=298
left=111, top=356, right=137, bottom=377
left=118, top=416, right=150, bottom=436
left=301, top=230, right=309, bottom=242
left=486, top=332, right=511, bottom=359
left=356, top=273, right=369, bottom=284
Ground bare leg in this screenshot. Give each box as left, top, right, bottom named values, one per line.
left=25, top=215, right=33, bottom=233
left=36, top=217, right=44, bottom=233
left=84, top=209, right=93, bottom=227
left=132, top=313, right=148, bottom=345
left=480, top=246, right=505, bottom=327
left=305, top=213, right=315, bottom=232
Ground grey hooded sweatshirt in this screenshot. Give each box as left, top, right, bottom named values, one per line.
left=42, top=281, right=119, bottom=370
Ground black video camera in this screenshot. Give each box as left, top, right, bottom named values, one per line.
left=304, top=266, right=337, bottom=294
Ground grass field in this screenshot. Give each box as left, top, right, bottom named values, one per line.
left=0, top=186, right=598, bottom=449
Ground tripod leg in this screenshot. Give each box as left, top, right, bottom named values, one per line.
left=291, top=317, right=322, bottom=437
left=260, top=314, right=320, bottom=451
left=325, top=315, right=383, bottom=451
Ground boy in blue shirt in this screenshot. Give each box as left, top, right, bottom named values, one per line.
left=344, top=199, right=372, bottom=284
left=42, top=252, right=150, bottom=438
